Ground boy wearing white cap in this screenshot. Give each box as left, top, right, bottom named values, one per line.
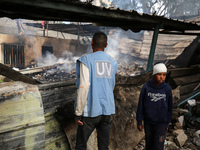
left=136, top=63, right=173, bottom=150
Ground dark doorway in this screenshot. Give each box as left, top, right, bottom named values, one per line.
left=42, top=46, right=53, bottom=57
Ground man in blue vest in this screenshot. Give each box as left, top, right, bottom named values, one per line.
left=75, top=31, right=118, bottom=150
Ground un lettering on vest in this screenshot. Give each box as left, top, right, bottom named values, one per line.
left=95, top=61, right=112, bottom=78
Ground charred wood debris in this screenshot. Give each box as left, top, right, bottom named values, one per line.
left=21, top=61, right=146, bottom=83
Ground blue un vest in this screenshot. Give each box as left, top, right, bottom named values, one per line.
left=76, top=51, right=118, bottom=117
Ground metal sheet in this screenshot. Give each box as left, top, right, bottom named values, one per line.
left=172, top=73, right=200, bottom=86
left=168, top=67, right=200, bottom=78
left=168, top=37, right=200, bottom=68
left=0, top=82, right=45, bottom=150
left=44, top=114, right=71, bottom=150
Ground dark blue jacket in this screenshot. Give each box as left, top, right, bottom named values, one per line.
left=136, top=79, right=173, bottom=127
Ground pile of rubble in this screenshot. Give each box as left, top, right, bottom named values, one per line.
left=135, top=125, right=200, bottom=150
left=32, top=68, right=76, bottom=83
left=135, top=127, right=199, bottom=150
left=116, top=64, right=145, bottom=76
left=116, top=60, right=146, bottom=77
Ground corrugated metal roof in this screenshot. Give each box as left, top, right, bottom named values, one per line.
left=0, top=0, right=200, bottom=34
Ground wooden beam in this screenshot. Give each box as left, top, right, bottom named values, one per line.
left=159, top=31, right=200, bottom=35
left=0, top=63, right=40, bottom=84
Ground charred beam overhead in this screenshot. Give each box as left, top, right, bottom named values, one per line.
left=24, top=23, right=115, bottom=36
left=0, top=0, right=200, bottom=33
left=159, top=31, right=200, bottom=36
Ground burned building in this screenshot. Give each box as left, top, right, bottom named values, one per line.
left=0, top=27, right=87, bottom=69
left=0, top=0, right=200, bottom=150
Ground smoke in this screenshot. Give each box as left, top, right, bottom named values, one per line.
left=106, top=28, right=138, bottom=59
left=104, top=28, right=147, bottom=75
left=37, top=51, right=78, bottom=72
left=105, top=30, right=121, bottom=60
left=37, top=52, right=57, bottom=66
left=105, top=28, right=144, bottom=62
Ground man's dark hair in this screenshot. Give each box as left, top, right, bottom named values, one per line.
left=92, top=31, right=107, bottom=48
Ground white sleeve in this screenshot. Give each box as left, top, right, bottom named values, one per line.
left=75, top=62, right=90, bottom=116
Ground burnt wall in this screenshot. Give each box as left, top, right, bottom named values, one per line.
left=0, top=34, right=88, bottom=68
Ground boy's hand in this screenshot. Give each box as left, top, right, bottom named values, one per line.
left=137, top=125, right=143, bottom=131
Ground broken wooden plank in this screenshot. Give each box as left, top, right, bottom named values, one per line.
left=19, top=67, right=43, bottom=74
left=0, top=63, right=40, bottom=84
left=37, top=80, right=76, bottom=91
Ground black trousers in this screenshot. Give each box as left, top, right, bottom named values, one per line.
left=144, top=122, right=166, bottom=150
left=75, top=115, right=112, bottom=150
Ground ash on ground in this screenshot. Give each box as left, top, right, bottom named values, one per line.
left=30, top=62, right=146, bottom=83
left=32, top=68, right=77, bottom=83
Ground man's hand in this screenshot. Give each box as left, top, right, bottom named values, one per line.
left=137, top=125, right=143, bottom=131
left=75, top=119, right=83, bottom=126
left=75, top=116, right=83, bottom=126
left=165, top=127, right=168, bottom=132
